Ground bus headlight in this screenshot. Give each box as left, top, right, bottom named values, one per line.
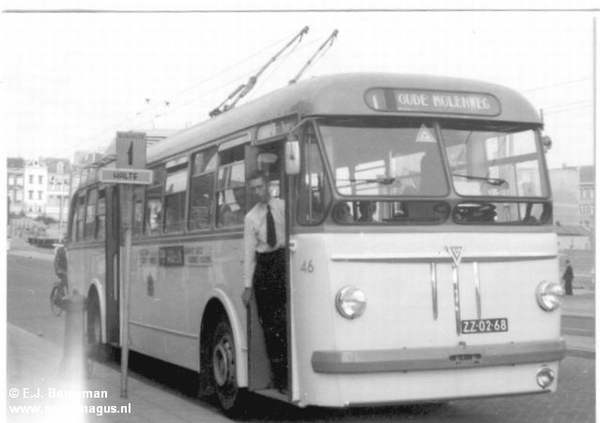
left=335, top=286, right=367, bottom=319
left=536, top=281, right=564, bottom=311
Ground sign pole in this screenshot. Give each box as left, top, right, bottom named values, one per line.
left=101, top=131, right=151, bottom=399
left=120, top=184, right=134, bottom=398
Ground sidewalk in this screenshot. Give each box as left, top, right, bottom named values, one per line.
left=561, top=289, right=595, bottom=357
left=6, top=324, right=230, bottom=423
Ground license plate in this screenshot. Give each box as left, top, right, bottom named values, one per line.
left=461, top=318, right=508, bottom=334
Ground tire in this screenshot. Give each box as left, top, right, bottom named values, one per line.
left=50, top=284, right=64, bottom=316
left=211, top=318, right=249, bottom=417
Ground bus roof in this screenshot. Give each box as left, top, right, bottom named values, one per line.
left=148, top=73, right=542, bottom=164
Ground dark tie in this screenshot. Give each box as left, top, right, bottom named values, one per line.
left=266, top=204, right=277, bottom=248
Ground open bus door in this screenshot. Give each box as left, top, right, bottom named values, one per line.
left=246, top=145, right=290, bottom=393
left=104, top=185, right=120, bottom=345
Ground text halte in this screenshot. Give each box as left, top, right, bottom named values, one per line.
left=109, top=171, right=141, bottom=181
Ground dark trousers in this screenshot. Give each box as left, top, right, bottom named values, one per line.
left=564, top=278, right=573, bottom=295
left=253, top=248, right=287, bottom=389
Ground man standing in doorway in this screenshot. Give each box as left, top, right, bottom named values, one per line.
left=242, top=170, right=287, bottom=392
left=563, top=259, right=574, bottom=296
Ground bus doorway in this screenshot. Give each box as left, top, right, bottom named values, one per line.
left=246, top=147, right=290, bottom=395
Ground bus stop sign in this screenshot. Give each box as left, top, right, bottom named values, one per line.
left=116, top=131, right=146, bottom=169
left=100, top=131, right=153, bottom=185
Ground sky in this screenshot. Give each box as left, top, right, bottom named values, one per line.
left=0, top=5, right=597, bottom=170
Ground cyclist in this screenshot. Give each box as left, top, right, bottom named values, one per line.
left=54, top=238, right=68, bottom=285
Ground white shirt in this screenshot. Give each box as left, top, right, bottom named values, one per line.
left=243, top=197, right=286, bottom=288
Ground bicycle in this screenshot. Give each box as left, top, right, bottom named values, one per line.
left=50, top=279, right=68, bottom=316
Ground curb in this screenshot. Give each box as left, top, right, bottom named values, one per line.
left=566, top=348, right=595, bottom=360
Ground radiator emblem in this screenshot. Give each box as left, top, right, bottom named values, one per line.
left=447, top=246, right=464, bottom=267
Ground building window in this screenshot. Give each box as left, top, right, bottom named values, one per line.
left=38, top=191, right=43, bottom=200
left=38, top=175, right=43, bottom=185
left=28, top=191, right=33, bottom=200
left=8, top=176, right=14, bottom=185
left=57, top=162, right=64, bottom=174
left=29, top=175, right=34, bottom=184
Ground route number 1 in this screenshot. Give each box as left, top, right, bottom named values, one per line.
left=116, top=132, right=146, bottom=169
left=127, top=142, right=134, bottom=166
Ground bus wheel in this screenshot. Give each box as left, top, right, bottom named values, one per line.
left=211, top=318, right=248, bottom=416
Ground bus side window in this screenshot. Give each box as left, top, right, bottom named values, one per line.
left=144, top=166, right=165, bottom=236
left=76, top=193, right=86, bottom=242
left=96, top=188, right=106, bottom=240
left=132, top=186, right=145, bottom=237
left=69, top=193, right=80, bottom=243
left=298, top=127, right=330, bottom=225
left=216, top=145, right=246, bottom=228
left=189, top=148, right=217, bottom=231
left=84, top=188, right=98, bottom=241
left=163, top=164, right=188, bottom=233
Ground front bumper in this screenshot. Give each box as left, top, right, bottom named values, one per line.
left=312, top=339, right=567, bottom=374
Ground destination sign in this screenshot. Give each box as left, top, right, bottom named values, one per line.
left=99, top=168, right=154, bottom=185
left=365, top=88, right=501, bottom=116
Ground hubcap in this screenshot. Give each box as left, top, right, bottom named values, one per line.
left=213, top=337, right=234, bottom=387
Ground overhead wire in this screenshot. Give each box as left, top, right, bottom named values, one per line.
left=55, top=28, right=308, bottom=157
left=543, top=104, right=593, bottom=116
left=522, top=77, right=592, bottom=93
left=145, top=28, right=330, bottom=122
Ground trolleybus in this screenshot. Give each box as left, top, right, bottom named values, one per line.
left=66, top=73, right=566, bottom=415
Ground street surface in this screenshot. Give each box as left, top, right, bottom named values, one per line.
left=6, top=253, right=596, bottom=422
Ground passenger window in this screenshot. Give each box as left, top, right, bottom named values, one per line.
left=163, top=164, right=188, bottom=233
left=145, top=166, right=165, bottom=236
left=217, top=145, right=246, bottom=227
left=133, top=186, right=145, bottom=237
left=84, top=188, right=98, bottom=240
left=96, top=189, right=106, bottom=240
left=189, top=148, right=217, bottom=231
left=76, top=194, right=86, bottom=241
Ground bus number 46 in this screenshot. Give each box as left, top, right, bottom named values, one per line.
left=301, top=260, right=314, bottom=273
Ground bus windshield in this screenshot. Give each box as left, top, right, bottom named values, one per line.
left=318, top=118, right=549, bottom=199
left=442, top=122, right=549, bottom=198
left=319, top=119, right=448, bottom=197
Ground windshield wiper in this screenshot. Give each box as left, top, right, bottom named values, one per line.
left=452, top=173, right=508, bottom=187
left=345, top=177, right=397, bottom=185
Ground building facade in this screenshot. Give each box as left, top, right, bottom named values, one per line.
left=23, top=159, right=48, bottom=217
left=549, top=166, right=581, bottom=227
left=7, top=157, right=71, bottom=220
left=45, top=158, right=72, bottom=223
left=579, top=165, right=594, bottom=228
left=549, top=164, right=595, bottom=251
left=7, top=158, right=25, bottom=216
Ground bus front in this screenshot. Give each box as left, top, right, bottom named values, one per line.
left=287, top=84, right=565, bottom=407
